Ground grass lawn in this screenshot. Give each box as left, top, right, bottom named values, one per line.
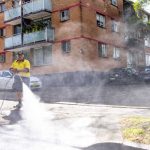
left=120, top=116, right=150, bottom=144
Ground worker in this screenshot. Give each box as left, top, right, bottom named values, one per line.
left=10, top=51, right=30, bottom=109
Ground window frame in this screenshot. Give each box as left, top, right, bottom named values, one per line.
left=145, top=38, right=150, bottom=47
left=111, top=0, right=118, bottom=6
left=0, top=28, right=5, bottom=37
left=113, top=47, right=120, bottom=60
left=98, top=43, right=108, bottom=58
left=146, top=54, right=150, bottom=66
left=12, top=0, right=20, bottom=7
left=0, top=53, right=5, bottom=63
left=96, top=13, right=106, bottom=28
left=32, top=46, right=52, bottom=66
left=0, top=3, right=6, bottom=13
left=61, top=40, right=71, bottom=54
left=111, top=20, right=118, bottom=32
left=13, top=24, right=21, bottom=35
left=60, top=9, right=70, bottom=22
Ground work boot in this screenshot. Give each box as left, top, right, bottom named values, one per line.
left=14, top=102, right=22, bottom=109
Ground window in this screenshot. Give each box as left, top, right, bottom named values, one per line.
left=12, top=0, right=20, bottom=7
left=0, top=53, right=5, bottom=63
left=111, top=0, right=117, bottom=6
left=96, top=13, right=105, bottom=28
left=61, top=41, right=71, bottom=53
left=127, top=52, right=133, bottom=67
left=14, top=24, right=21, bottom=35
left=145, top=38, right=150, bottom=47
left=98, top=43, right=107, bottom=57
left=33, top=46, right=52, bottom=66
left=0, top=3, right=6, bottom=12
left=146, top=54, right=150, bottom=66
left=112, top=20, right=118, bottom=32
left=0, top=28, right=5, bottom=37
left=60, top=9, right=69, bottom=21
left=113, top=47, right=120, bottom=59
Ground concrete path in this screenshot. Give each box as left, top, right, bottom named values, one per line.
left=0, top=100, right=150, bottom=150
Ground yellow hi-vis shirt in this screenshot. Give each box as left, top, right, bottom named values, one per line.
left=11, top=59, right=30, bottom=77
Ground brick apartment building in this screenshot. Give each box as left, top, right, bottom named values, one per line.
left=0, top=0, right=142, bottom=75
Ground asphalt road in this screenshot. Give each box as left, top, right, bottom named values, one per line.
left=0, top=101, right=150, bottom=150
left=1, top=83, right=150, bottom=107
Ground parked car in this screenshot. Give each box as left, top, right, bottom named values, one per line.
left=107, top=67, right=142, bottom=84
left=0, top=70, right=42, bottom=90
left=137, top=66, right=150, bottom=82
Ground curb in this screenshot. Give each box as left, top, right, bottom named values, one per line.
left=52, top=102, right=150, bottom=110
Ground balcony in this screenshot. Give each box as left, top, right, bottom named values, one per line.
left=4, top=34, right=21, bottom=49
left=23, top=28, right=54, bottom=44
left=4, top=7, right=21, bottom=25
left=4, top=28, right=54, bottom=50
left=4, top=0, right=52, bottom=25
left=23, top=0, right=52, bottom=20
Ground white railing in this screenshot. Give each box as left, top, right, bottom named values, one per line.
left=5, top=34, right=21, bottom=49
left=4, top=6, right=21, bottom=22
left=23, top=0, right=51, bottom=15
left=23, top=28, right=54, bottom=44
left=4, top=0, right=51, bottom=22
left=4, top=28, right=54, bottom=49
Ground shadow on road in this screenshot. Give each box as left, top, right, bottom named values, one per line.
left=2, top=108, right=22, bottom=125
left=83, top=142, right=147, bottom=150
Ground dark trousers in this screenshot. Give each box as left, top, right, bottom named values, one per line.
left=12, top=75, right=30, bottom=92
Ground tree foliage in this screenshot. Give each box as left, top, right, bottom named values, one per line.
left=131, top=0, right=150, bottom=35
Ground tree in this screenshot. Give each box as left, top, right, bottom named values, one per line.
left=131, top=0, right=150, bottom=35
left=133, top=0, right=150, bottom=21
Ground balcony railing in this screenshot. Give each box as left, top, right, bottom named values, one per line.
left=4, top=7, right=21, bottom=22
left=4, top=28, right=54, bottom=49
left=5, top=34, right=21, bottom=49
left=23, top=28, right=54, bottom=44
left=4, top=0, right=51, bottom=23
left=23, top=0, right=52, bottom=15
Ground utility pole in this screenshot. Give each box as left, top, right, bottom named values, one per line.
left=20, top=0, right=23, bottom=46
